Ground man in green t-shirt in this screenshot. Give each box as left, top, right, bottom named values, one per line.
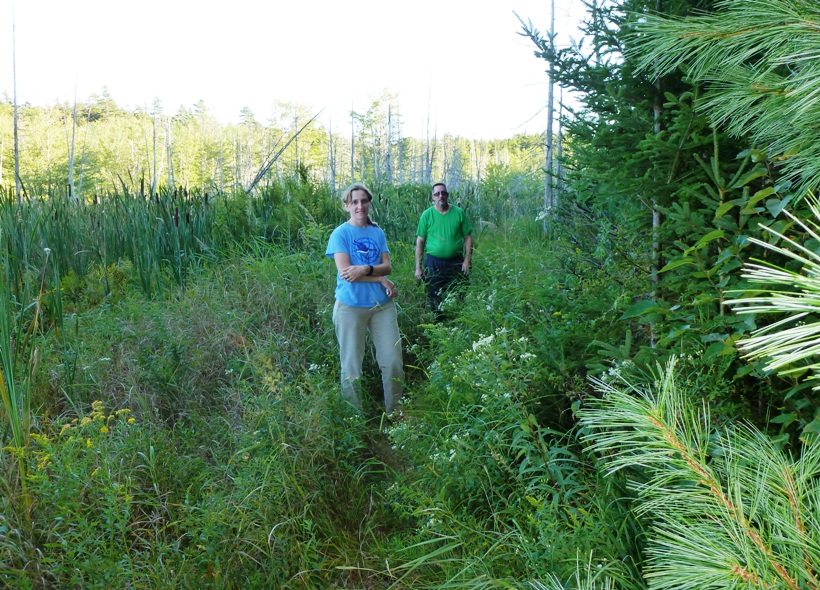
left=415, top=182, right=473, bottom=321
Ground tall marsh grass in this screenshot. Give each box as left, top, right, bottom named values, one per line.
left=0, top=176, right=607, bottom=588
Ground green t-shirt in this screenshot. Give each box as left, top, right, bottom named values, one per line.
left=416, top=206, right=473, bottom=259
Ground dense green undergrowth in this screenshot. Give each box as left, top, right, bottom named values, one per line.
left=0, top=174, right=817, bottom=589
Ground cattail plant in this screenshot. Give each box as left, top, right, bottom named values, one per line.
left=0, top=246, right=54, bottom=509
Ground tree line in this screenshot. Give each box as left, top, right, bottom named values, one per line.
left=0, top=88, right=545, bottom=200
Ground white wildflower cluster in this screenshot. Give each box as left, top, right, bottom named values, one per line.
left=471, top=326, right=509, bottom=352
left=385, top=418, right=416, bottom=449
left=516, top=336, right=538, bottom=362
left=474, top=289, right=498, bottom=312
left=599, top=359, right=634, bottom=383
left=483, top=390, right=513, bottom=401
left=472, top=333, right=495, bottom=352
left=429, top=430, right=468, bottom=464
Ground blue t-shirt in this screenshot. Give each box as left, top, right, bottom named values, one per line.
left=326, top=222, right=391, bottom=307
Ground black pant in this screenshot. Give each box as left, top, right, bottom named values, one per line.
left=423, top=254, right=465, bottom=318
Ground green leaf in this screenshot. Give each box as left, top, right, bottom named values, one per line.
left=770, top=412, right=797, bottom=425
left=747, top=186, right=774, bottom=208
left=660, top=257, right=695, bottom=272
left=695, top=229, right=724, bottom=248
left=802, top=418, right=820, bottom=433
left=666, top=325, right=691, bottom=339
left=714, top=202, right=735, bottom=219
left=704, top=341, right=729, bottom=359
left=701, top=333, right=728, bottom=343
left=620, top=300, right=659, bottom=319
left=766, top=194, right=794, bottom=218
left=729, top=168, right=767, bottom=189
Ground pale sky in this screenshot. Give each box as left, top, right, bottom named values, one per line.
left=2, top=0, right=586, bottom=140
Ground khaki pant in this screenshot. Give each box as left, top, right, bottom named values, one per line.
left=332, top=300, right=404, bottom=414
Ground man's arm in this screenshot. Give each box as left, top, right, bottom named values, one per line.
left=415, top=236, right=426, bottom=280
left=462, top=233, right=473, bottom=275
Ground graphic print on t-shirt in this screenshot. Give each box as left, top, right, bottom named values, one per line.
left=353, top=237, right=380, bottom=265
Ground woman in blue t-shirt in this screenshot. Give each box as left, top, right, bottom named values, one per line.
left=326, top=183, right=404, bottom=414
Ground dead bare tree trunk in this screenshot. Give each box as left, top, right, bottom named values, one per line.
left=244, top=113, right=321, bottom=194
left=396, top=101, right=404, bottom=185
left=556, top=88, right=564, bottom=194
left=425, top=97, right=432, bottom=184
left=350, top=104, right=355, bottom=182
left=386, top=103, right=393, bottom=184
left=67, top=91, right=77, bottom=199
left=76, top=105, right=93, bottom=201
left=428, top=127, right=437, bottom=183
left=151, top=114, right=158, bottom=195
left=543, top=0, right=556, bottom=232
left=218, top=132, right=224, bottom=194
left=235, top=132, right=242, bottom=192
left=370, top=121, right=379, bottom=182
left=293, top=115, right=300, bottom=178
left=166, top=116, right=175, bottom=191
left=13, top=15, right=22, bottom=203
left=328, top=121, right=336, bottom=194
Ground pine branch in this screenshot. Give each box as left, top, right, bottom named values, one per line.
left=628, top=0, right=820, bottom=193
left=580, top=358, right=819, bottom=589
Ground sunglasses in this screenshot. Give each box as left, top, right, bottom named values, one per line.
left=433, top=191, right=449, bottom=197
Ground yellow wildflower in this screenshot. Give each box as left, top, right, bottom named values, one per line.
left=30, top=433, right=50, bottom=444
left=100, top=426, right=109, bottom=434
left=86, top=438, right=93, bottom=448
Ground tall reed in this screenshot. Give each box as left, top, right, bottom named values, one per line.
left=0, top=245, right=51, bottom=511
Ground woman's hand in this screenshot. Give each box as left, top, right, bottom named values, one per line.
left=381, top=278, right=398, bottom=299
left=340, top=265, right=366, bottom=282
